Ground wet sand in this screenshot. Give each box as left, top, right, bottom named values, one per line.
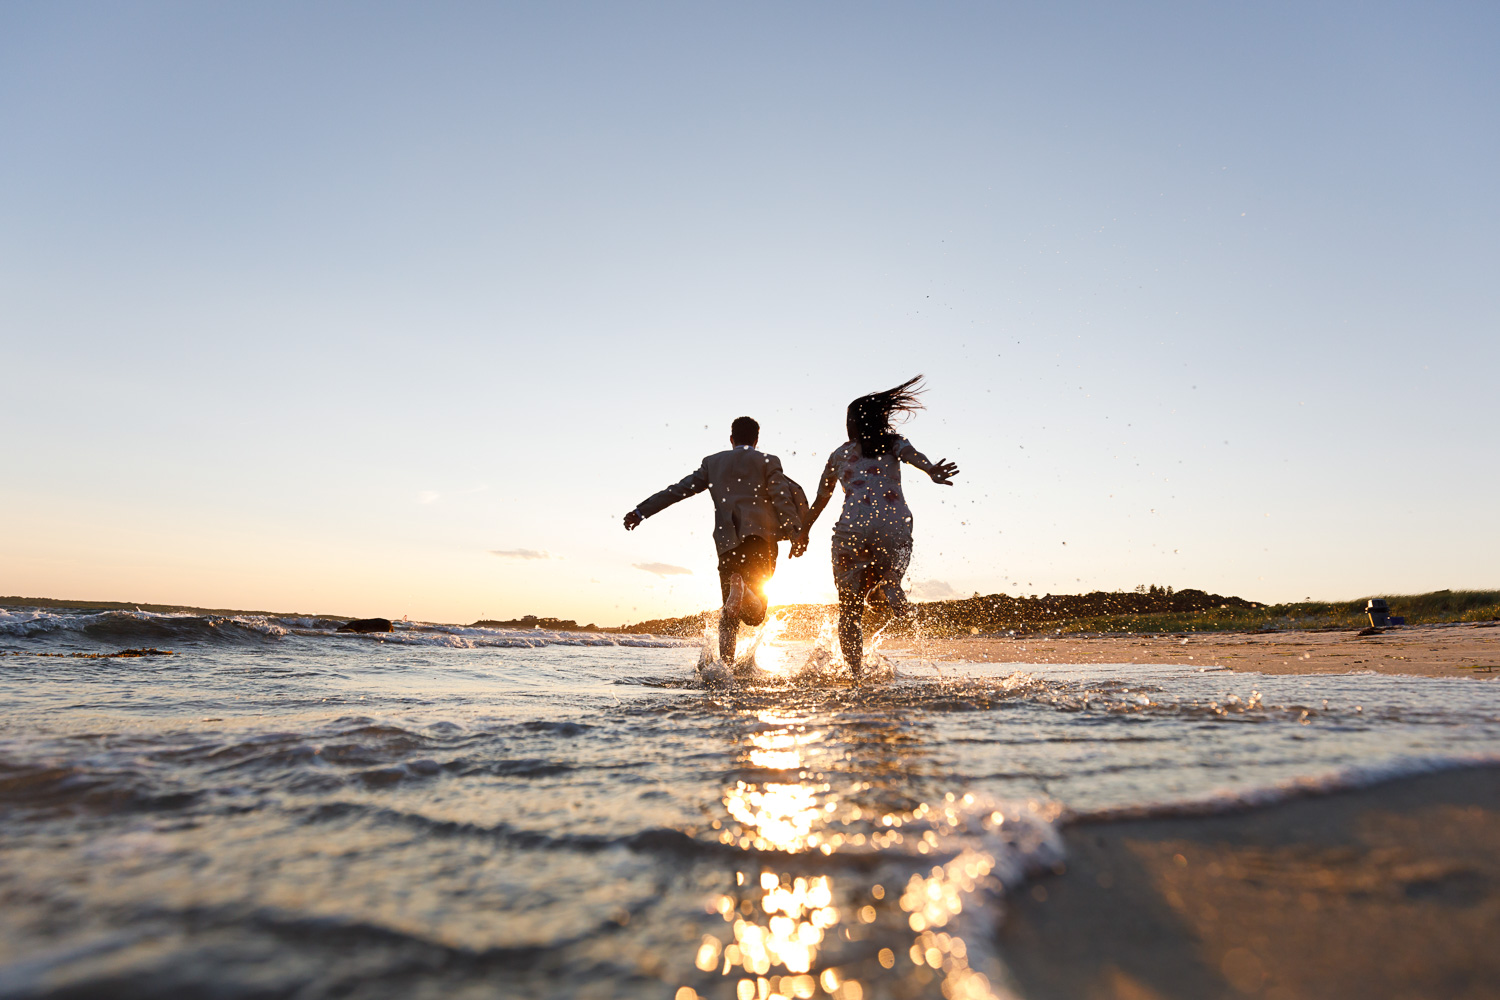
left=997, top=766, right=1500, bottom=1000
left=902, top=622, right=1500, bottom=679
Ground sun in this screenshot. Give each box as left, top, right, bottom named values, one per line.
left=763, top=552, right=836, bottom=609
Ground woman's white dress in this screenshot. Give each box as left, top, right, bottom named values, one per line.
left=817, top=437, right=917, bottom=607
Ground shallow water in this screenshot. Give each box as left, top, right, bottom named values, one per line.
left=2, top=607, right=1498, bottom=999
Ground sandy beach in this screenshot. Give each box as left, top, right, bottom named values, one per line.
left=903, top=622, right=1500, bottom=679
left=998, top=766, right=1500, bottom=1000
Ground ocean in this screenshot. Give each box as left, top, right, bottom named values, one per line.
left=2, top=606, right=1497, bottom=1000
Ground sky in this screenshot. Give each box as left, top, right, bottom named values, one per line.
left=2, top=2, right=1496, bottom=625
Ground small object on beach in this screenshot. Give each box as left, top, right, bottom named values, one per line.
left=1366, top=599, right=1390, bottom=627
left=337, top=617, right=394, bottom=633
left=1357, top=626, right=1384, bottom=636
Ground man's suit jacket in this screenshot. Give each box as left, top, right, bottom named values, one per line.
left=636, top=447, right=805, bottom=555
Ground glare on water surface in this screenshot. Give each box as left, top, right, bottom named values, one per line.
left=682, top=709, right=1009, bottom=1000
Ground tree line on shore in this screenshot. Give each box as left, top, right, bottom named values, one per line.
left=613, top=587, right=1500, bottom=638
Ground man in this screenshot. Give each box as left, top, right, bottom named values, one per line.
left=624, top=416, right=805, bottom=664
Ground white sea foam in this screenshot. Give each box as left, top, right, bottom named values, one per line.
left=862, top=792, right=1068, bottom=1000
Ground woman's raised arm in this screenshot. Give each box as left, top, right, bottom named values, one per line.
left=897, top=441, right=959, bottom=485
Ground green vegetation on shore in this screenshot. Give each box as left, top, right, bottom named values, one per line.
left=617, top=588, right=1500, bottom=639
left=1043, top=589, right=1500, bottom=636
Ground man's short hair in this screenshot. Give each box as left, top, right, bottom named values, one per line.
left=730, top=416, right=760, bottom=446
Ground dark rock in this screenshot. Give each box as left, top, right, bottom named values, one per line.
left=337, top=617, right=393, bottom=633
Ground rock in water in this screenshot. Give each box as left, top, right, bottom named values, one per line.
left=337, top=618, right=393, bottom=633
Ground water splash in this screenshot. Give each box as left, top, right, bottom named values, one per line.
left=698, top=610, right=908, bottom=689
left=697, top=612, right=796, bottom=686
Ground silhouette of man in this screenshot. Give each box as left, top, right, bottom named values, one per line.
left=624, top=416, right=804, bottom=664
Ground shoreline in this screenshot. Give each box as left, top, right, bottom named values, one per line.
left=893, top=621, right=1500, bottom=679
left=997, top=765, right=1500, bottom=999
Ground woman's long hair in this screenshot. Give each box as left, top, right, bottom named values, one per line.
left=846, top=375, right=925, bottom=456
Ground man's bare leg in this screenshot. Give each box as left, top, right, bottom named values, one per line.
left=720, top=573, right=747, bottom=663
left=725, top=572, right=747, bottom=621
left=719, top=608, right=739, bottom=664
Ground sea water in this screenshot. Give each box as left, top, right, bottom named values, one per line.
left=2, top=607, right=1497, bottom=1000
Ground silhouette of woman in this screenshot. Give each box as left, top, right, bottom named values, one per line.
left=792, top=376, right=958, bottom=677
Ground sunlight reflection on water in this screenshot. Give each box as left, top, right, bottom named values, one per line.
left=684, top=708, right=1042, bottom=1000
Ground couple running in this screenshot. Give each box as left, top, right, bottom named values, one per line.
left=622, top=376, right=959, bottom=676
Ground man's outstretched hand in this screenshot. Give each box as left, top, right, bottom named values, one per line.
left=623, top=510, right=643, bottom=531
left=929, top=460, right=960, bottom=486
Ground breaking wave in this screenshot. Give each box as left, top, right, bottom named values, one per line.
left=0, top=607, right=695, bottom=650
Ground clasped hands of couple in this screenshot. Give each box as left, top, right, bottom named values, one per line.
left=787, top=457, right=960, bottom=558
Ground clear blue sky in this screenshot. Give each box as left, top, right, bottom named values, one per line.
left=3, top=2, right=1496, bottom=624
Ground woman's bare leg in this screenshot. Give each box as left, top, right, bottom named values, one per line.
left=882, top=580, right=913, bottom=619
left=838, top=593, right=865, bottom=677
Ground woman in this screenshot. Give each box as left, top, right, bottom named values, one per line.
left=791, top=375, right=959, bottom=677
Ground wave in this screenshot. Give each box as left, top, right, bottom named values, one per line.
left=0, top=608, right=695, bottom=650
left=0, top=608, right=289, bottom=645
left=1066, top=752, right=1500, bottom=824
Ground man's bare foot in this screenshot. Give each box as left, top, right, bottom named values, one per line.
left=724, top=573, right=746, bottom=621
left=741, top=585, right=766, bottom=624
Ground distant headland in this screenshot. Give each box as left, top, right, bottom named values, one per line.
left=469, top=615, right=604, bottom=632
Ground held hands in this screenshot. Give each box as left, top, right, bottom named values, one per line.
left=929, top=459, right=960, bottom=486
left=623, top=510, right=643, bottom=531
left=789, top=531, right=810, bottom=558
